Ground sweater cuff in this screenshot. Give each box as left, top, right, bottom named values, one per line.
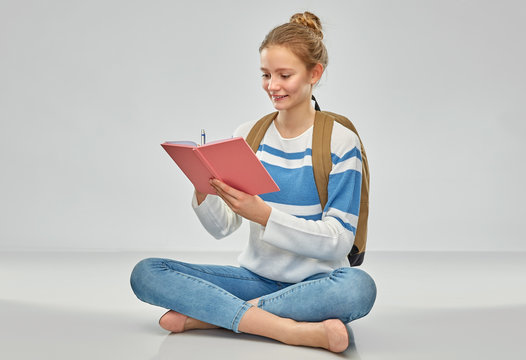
left=261, top=206, right=293, bottom=243
left=191, top=192, right=220, bottom=217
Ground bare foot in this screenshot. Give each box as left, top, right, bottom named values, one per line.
left=159, top=310, right=188, bottom=333
left=159, top=310, right=220, bottom=332
left=322, top=319, right=349, bottom=353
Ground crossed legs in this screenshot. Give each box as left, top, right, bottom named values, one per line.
left=131, top=258, right=376, bottom=353
left=158, top=300, right=349, bottom=352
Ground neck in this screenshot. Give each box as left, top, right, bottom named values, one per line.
left=275, top=101, right=316, bottom=138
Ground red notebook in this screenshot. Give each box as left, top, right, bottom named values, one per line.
left=161, top=137, right=280, bottom=195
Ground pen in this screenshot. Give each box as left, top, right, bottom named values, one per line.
left=201, top=129, right=206, bottom=146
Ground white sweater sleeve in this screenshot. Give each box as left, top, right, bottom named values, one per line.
left=191, top=192, right=242, bottom=239
left=261, top=208, right=353, bottom=261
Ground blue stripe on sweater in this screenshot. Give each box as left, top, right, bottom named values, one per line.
left=258, top=144, right=312, bottom=160
left=331, top=146, right=361, bottom=164
left=326, top=170, right=362, bottom=216
left=332, top=216, right=357, bottom=235
left=258, top=144, right=360, bottom=164
left=259, top=162, right=320, bottom=206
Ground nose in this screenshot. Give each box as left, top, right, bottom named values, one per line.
left=267, top=77, right=280, bottom=92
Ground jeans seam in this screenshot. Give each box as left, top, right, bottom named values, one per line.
left=160, top=261, right=263, bottom=282
left=258, top=268, right=348, bottom=307
left=174, top=271, right=241, bottom=301
left=259, top=277, right=327, bottom=306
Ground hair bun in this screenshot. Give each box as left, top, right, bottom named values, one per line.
left=290, top=12, right=323, bottom=39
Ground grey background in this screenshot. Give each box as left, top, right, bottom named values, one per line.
left=1, top=0, right=524, bottom=252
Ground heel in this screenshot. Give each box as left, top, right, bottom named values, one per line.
left=159, top=310, right=188, bottom=333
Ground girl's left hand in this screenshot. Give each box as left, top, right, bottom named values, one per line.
left=210, top=179, right=271, bottom=226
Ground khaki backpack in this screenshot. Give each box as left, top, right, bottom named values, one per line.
left=245, top=110, right=370, bottom=266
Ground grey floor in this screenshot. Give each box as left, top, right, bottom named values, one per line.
left=0, top=251, right=525, bottom=360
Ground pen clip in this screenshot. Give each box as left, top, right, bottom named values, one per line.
left=200, top=129, right=206, bottom=146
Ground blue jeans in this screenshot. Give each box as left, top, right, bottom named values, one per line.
left=130, top=258, right=376, bottom=333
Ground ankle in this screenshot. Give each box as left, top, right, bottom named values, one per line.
left=281, top=321, right=324, bottom=348
left=270, top=318, right=299, bottom=345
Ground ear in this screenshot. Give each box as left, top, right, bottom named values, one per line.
left=310, top=63, right=324, bottom=85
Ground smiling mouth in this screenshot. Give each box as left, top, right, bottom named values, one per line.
left=272, top=95, right=288, bottom=101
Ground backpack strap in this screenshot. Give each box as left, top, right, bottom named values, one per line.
left=245, top=112, right=278, bottom=153
left=311, top=111, right=334, bottom=209
left=316, top=111, right=370, bottom=267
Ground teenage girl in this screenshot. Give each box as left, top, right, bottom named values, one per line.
left=131, top=12, right=376, bottom=353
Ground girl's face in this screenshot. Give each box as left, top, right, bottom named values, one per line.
left=260, top=45, right=321, bottom=112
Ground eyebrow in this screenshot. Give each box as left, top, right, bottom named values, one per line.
left=260, top=67, right=295, bottom=72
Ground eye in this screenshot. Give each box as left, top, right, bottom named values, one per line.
left=281, top=74, right=291, bottom=79
left=261, top=73, right=270, bottom=79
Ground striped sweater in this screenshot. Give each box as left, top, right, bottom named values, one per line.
left=192, top=119, right=363, bottom=283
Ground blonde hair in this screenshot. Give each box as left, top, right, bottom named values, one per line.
left=260, top=12, right=328, bottom=71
